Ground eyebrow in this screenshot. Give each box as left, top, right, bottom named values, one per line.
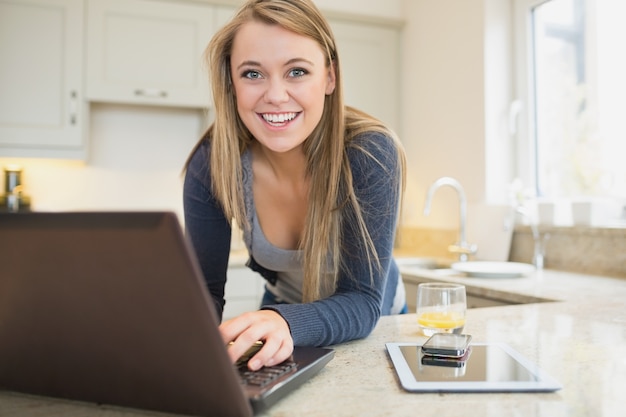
left=235, top=57, right=316, bottom=71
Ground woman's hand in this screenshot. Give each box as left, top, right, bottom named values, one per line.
left=219, top=310, right=293, bottom=371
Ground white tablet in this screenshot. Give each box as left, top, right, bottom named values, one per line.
left=386, top=342, right=561, bottom=392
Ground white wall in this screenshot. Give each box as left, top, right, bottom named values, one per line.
left=400, top=0, right=514, bottom=228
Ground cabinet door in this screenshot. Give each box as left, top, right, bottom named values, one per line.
left=329, top=19, right=401, bottom=135
left=0, top=0, right=85, bottom=158
left=223, top=266, right=265, bottom=321
left=86, top=0, right=214, bottom=108
left=215, top=4, right=237, bottom=27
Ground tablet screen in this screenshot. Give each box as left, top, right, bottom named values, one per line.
left=386, top=342, right=561, bottom=392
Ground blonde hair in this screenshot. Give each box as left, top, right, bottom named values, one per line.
left=191, top=0, right=405, bottom=302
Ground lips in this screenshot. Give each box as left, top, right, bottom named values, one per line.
left=261, top=112, right=299, bottom=126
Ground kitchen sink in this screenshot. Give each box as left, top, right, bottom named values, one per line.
left=397, top=257, right=556, bottom=309
left=395, top=257, right=453, bottom=270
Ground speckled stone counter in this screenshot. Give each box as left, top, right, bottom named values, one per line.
left=1, top=269, right=625, bottom=417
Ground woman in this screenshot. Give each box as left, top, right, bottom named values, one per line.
left=183, top=0, right=406, bottom=371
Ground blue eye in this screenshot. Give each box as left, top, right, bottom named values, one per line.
left=289, top=68, right=308, bottom=78
left=242, top=70, right=262, bottom=79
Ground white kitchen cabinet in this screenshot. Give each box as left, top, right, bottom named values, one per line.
left=86, top=0, right=214, bottom=108
left=214, top=4, right=237, bottom=26
left=329, top=19, right=401, bottom=134
left=223, top=266, right=266, bottom=321
left=0, top=0, right=86, bottom=159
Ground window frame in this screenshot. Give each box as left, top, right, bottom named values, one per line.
left=512, top=0, right=548, bottom=196
left=513, top=0, right=626, bottom=227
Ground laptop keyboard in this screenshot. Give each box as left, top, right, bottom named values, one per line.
left=237, top=360, right=297, bottom=387
left=234, top=341, right=298, bottom=388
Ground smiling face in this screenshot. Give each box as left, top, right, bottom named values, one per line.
left=230, top=21, right=336, bottom=155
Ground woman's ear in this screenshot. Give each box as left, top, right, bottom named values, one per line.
left=325, top=60, right=337, bottom=95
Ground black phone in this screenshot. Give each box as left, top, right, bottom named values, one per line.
left=421, top=349, right=471, bottom=368
left=421, top=333, right=472, bottom=358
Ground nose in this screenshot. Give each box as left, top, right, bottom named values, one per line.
left=264, top=78, right=289, bottom=104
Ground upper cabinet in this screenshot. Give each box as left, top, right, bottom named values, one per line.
left=85, top=0, right=214, bottom=108
left=0, top=0, right=86, bottom=159
left=329, top=19, right=401, bottom=135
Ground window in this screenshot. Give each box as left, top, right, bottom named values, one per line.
left=514, top=0, right=626, bottom=224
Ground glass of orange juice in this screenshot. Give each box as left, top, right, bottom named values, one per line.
left=416, top=283, right=466, bottom=336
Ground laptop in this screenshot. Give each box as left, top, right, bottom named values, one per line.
left=0, top=211, right=334, bottom=417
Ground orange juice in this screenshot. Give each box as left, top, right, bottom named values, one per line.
left=417, top=311, right=465, bottom=331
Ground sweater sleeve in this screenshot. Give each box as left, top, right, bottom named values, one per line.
left=183, top=140, right=232, bottom=322
left=264, top=132, right=402, bottom=346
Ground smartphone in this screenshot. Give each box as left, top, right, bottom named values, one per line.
left=421, top=348, right=471, bottom=368
left=421, top=333, right=472, bottom=358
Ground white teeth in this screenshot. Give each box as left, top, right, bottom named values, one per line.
left=262, top=112, right=297, bottom=124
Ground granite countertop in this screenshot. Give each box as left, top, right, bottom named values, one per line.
left=396, top=260, right=625, bottom=305
left=253, top=267, right=626, bottom=417
left=1, top=268, right=625, bottom=417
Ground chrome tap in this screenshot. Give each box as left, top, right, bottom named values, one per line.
left=7, top=185, right=23, bottom=212
left=423, top=177, right=477, bottom=262
left=510, top=204, right=549, bottom=269
left=3, top=166, right=31, bottom=213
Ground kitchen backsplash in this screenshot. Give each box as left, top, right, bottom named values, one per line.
left=508, top=225, right=625, bottom=278
left=396, top=225, right=626, bottom=279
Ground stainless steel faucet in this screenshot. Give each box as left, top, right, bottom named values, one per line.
left=423, top=177, right=477, bottom=262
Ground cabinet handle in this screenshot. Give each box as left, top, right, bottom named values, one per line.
left=69, top=90, right=77, bottom=125
left=134, top=88, right=168, bottom=98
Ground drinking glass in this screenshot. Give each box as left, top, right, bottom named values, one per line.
left=416, top=283, right=466, bottom=336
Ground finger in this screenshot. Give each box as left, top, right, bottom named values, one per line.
left=226, top=334, right=260, bottom=364
left=247, top=338, right=278, bottom=371
left=220, top=314, right=261, bottom=363
left=249, top=337, right=294, bottom=371
left=219, top=313, right=255, bottom=344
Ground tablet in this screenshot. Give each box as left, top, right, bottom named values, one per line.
left=386, top=342, right=561, bottom=392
